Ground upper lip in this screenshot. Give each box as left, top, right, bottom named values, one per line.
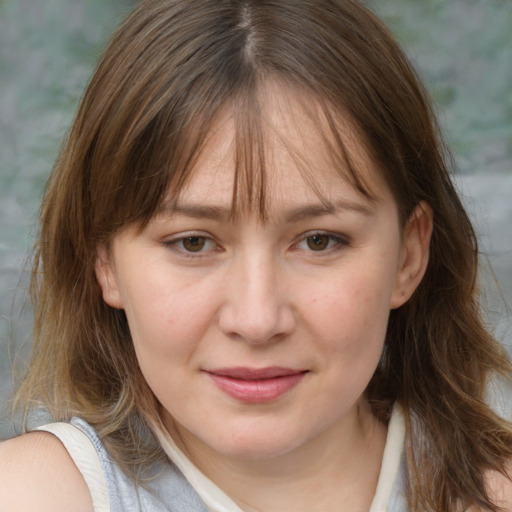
left=206, top=367, right=307, bottom=380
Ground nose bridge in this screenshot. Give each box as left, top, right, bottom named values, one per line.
left=219, top=246, right=294, bottom=344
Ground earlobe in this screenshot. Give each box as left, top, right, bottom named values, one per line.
left=95, top=245, right=123, bottom=309
left=391, top=202, right=433, bottom=309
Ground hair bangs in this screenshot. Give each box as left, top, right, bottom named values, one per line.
left=153, top=80, right=379, bottom=227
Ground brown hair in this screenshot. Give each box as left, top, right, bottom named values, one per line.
left=15, top=0, right=512, bottom=509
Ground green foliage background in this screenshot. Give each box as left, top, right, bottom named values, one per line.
left=367, top=0, right=511, bottom=176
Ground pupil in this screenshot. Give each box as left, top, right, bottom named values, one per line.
left=183, top=236, right=205, bottom=252
left=307, top=234, right=329, bottom=251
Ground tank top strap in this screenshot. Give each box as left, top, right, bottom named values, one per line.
left=369, top=403, right=407, bottom=511
left=35, top=420, right=111, bottom=512
left=36, top=418, right=211, bottom=512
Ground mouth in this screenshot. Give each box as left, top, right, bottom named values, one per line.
left=204, top=367, right=308, bottom=403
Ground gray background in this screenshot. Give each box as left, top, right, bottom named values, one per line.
left=1, top=0, right=511, bottom=439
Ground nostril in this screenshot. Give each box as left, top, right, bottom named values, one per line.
left=218, top=302, right=295, bottom=345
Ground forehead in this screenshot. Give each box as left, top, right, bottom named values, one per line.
left=164, top=83, right=392, bottom=218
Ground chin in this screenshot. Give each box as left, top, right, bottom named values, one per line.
left=218, top=439, right=300, bottom=460
left=202, top=422, right=310, bottom=460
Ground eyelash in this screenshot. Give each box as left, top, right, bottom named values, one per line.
left=163, top=230, right=349, bottom=257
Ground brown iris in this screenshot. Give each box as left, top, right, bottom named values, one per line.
left=306, top=234, right=330, bottom=251
left=183, top=236, right=206, bottom=252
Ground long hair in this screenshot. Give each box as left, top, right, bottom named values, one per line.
left=15, top=0, right=512, bottom=509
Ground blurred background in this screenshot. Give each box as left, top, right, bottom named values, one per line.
left=0, top=0, right=511, bottom=439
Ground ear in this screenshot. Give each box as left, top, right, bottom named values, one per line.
left=391, top=202, right=433, bottom=309
left=95, top=244, right=124, bottom=309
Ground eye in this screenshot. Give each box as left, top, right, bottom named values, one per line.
left=181, top=236, right=207, bottom=252
left=306, top=234, right=330, bottom=251
left=295, top=232, right=348, bottom=252
left=164, top=233, right=219, bottom=256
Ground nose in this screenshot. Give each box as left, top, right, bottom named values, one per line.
left=218, top=253, right=296, bottom=345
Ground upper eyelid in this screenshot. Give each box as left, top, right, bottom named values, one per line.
left=163, top=229, right=214, bottom=241
left=296, top=230, right=349, bottom=243
left=161, top=229, right=349, bottom=242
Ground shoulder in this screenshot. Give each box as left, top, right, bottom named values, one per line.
left=0, top=431, right=93, bottom=512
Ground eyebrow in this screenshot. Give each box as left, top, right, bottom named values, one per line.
left=284, top=200, right=374, bottom=222
left=157, top=199, right=374, bottom=222
left=158, top=203, right=231, bottom=220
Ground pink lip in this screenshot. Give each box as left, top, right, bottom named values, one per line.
left=205, top=367, right=308, bottom=403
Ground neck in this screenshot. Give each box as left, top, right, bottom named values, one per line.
left=170, top=402, right=388, bottom=512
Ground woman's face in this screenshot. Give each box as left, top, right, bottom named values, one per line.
left=96, top=88, right=430, bottom=462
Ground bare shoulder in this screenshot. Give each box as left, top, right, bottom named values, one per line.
left=0, top=431, right=93, bottom=512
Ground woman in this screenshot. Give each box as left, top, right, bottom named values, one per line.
left=1, top=1, right=511, bottom=510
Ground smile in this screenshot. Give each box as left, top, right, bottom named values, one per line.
left=205, top=367, right=308, bottom=403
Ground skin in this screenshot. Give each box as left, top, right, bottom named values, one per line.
left=94, top=87, right=434, bottom=511
left=0, top=432, right=93, bottom=511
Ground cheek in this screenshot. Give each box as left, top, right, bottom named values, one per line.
left=305, top=263, right=396, bottom=348
left=119, top=269, right=220, bottom=361
left=121, top=278, right=221, bottom=408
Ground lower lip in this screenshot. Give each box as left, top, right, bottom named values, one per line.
left=207, top=372, right=307, bottom=403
